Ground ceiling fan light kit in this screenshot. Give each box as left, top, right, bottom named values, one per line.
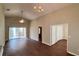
left=19, top=10, right=25, bottom=23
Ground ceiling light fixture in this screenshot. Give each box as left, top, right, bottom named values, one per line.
left=19, top=10, right=24, bottom=23
left=33, top=4, right=44, bottom=12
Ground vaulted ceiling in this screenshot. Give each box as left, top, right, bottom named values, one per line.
left=3, top=3, right=71, bottom=20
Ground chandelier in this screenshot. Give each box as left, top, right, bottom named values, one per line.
left=33, top=4, right=44, bottom=12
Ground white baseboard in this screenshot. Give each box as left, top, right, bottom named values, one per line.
left=3, top=42, right=5, bottom=47
left=0, top=41, right=5, bottom=56
left=42, top=41, right=51, bottom=46
left=67, top=51, right=78, bottom=56
left=0, top=47, right=3, bottom=56
left=30, top=38, right=38, bottom=41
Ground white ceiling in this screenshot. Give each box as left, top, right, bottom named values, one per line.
left=3, top=3, right=71, bottom=20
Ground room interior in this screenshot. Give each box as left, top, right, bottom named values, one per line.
left=0, top=3, right=79, bottom=56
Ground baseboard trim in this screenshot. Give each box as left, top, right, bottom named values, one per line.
left=42, top=41, right=51, bottom=46
left=0, top=47, right=4, bottom=56
left=67, top=51, right=78, bottom=56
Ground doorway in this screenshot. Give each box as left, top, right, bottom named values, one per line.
left=51, top=24, right=68, bottom=45
left=9, top=27, right=26, bottom=39
left=38, top=26, right=42, bottom=42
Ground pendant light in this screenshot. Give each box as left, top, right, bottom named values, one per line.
left=19, top=10, right=24, bottom=23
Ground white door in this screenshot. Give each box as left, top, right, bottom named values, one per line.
left=56, top=25, right=64, bottom=41
left=51, top=25, right=57, bottom=44
left=51, top=24, right=66, bottom=45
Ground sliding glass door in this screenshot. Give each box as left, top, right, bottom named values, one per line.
left=9, top=27, right=26, bottom=39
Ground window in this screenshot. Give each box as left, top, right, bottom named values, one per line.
left=9, top=27, right=26, bottom=39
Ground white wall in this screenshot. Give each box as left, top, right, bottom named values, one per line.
left=0, top=4, right=5, bottom=46
left=30, top=4, right=79, bottom=55
left=30, top=21, right=39, bottom=41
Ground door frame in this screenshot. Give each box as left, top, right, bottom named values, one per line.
left=38, top=26, right=42, bottom=42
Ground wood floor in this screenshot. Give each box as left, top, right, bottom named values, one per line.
left=3, top=39, right=73, bottom=56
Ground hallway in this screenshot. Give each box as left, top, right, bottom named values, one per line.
left=3, top=39, right=73, bottom=56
